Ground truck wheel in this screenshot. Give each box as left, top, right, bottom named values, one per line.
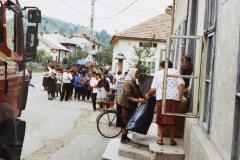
left=0, top=147, right=15, bottom=160
left=0, top=103, right=14, bottom=125
left=0, top=103, right=16, bottom=160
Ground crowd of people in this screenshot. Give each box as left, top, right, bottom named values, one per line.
left=41, top=64, right=127, bottom=111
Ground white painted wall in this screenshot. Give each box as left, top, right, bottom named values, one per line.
left=37, top=41, right=57, bottom=61
left=176, top=0, right=240, bottom=159
left=38, top=42, right=67, bottom=62
left=111, top=39, right=166, bottom=74
left=70, top=37, right=102, bottom=54
left=210, top=0, right=240, bottom=159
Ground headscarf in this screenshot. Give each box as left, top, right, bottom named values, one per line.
left=125, top=68, right=137, bottom=81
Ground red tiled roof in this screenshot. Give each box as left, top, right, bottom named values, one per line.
left=111, top=14, right=171, bottom=44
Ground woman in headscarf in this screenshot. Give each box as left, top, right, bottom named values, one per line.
left=118, top=69, right=146, bottom=144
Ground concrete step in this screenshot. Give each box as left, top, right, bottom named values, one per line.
left=102, top=138, right=131, bottom=160
left=102, top=123, right=185, bottom=160
left=118, top=143, right=154, bottom=160
left=149, top=138, right=185, bottom=160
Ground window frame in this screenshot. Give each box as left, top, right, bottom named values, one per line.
left=5, top=4, right=23, bottom=56
left=162, top=35, right=203, bottom=117
left=202, top=33, right=216, bottom=133
left=201, top=0, right=218, bottom=133
left=204, top=0, right=217, bottom=34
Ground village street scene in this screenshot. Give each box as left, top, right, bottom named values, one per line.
left=0, top=0, right=240, bottom=160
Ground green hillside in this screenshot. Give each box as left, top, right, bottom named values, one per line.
left=38, top=16, right=112, bottom=47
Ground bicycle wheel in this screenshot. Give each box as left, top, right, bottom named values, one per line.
left=97, top=110, right=122, bottom=138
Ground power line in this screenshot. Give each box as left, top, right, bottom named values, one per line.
left=96, top=0, right=140, bottom=20
left=60, top=0, right=90, bottom=19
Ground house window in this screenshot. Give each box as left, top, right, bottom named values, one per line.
left=202, top=35, right=215, bottom=132
left=92, top=45, right=95, bottom=50
left=152, top=43, right=157, bottom=48
left=204, top=0, right=217, bottom=33
left=201, top=0, right=217, bottom=133
left=139, top=42, right=157, bottom=48
left=151, top=62, right=155, bottom=73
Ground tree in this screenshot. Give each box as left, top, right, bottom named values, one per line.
left=35, top=49, right=53, bottom=66
left=68, top=47, right=88, bottom=65
left=95, top=46, right=113, bottom=67
left=131, top=42, right=154, bottom=77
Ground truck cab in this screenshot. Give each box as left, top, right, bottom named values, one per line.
left=0, top=0, right=40, bottom=159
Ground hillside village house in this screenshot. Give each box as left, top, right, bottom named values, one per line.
left=168, top=0, right=240, bottom=159
left=38, top=33, right=76, bottom=64
left=111, top=14, right=171, bottom=74
left=70, top=32, right=102, bottom=55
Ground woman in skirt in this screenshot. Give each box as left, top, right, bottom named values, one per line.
left=96, top=74, right=110, bottom=110
left=146, top=61, right=185, bottom=146
left=42, top=68, right=50, bottom=91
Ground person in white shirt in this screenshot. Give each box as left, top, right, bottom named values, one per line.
left=60, top=68, right=73, bottom=101
left=56, top=69, right=63, bottom=97
left=90, top=72, right=99, bottom=111
left=114, top=71, right=124, bottom=82
left=146, top=61, right=185, bottom=146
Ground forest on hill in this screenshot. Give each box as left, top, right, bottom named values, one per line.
left=37, top=16, right=112, bottom=47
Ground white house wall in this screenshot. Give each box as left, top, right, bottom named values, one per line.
left=182, top=0, right=240, bottom=160
left=70, top=37, right=101, bottom=54
left=38, top=42, right=68, bottom=62
left=111, top=39, right=166, bottom=74
left=210, top=0, right=240, bottom=159
left=37, top=42, right=57, bottom=61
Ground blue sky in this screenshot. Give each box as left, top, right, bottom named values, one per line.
left=20, top=0, right=172, bottom=34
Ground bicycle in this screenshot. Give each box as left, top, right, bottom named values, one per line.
left=96, top=109, right=122, bottom=138
left=96, top=80, right=125, bottom=138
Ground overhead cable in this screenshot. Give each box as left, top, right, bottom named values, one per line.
left=96, top=0, right=139, bottom=20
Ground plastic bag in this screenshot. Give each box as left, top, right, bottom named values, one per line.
left=127, top=97, right=156, bottom=135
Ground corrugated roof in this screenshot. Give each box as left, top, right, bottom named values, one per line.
left=71, top=32, right=102, bottom=45
left=38, top=34, right=71, bottom=52
left=47, top=33, right=77, bottom=45
left=111, top=14, right=172, bottom=44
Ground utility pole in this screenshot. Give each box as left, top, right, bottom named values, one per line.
left=86, top=0, right=95, bottom=63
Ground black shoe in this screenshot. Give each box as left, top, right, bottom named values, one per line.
left=121, top=135, right=131, bottom=144
left=120, top=138, right=131, bottom=144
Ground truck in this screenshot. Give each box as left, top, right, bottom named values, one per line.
left=0, top=0, right=41, bottom=159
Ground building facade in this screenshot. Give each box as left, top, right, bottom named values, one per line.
left=171, top=0, right=240, bottom=159
left=38, top=34, right=71, bottom=64
left=111, top=14, right=172, bottom=74
left=70, top=32, right=102, bottom=55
